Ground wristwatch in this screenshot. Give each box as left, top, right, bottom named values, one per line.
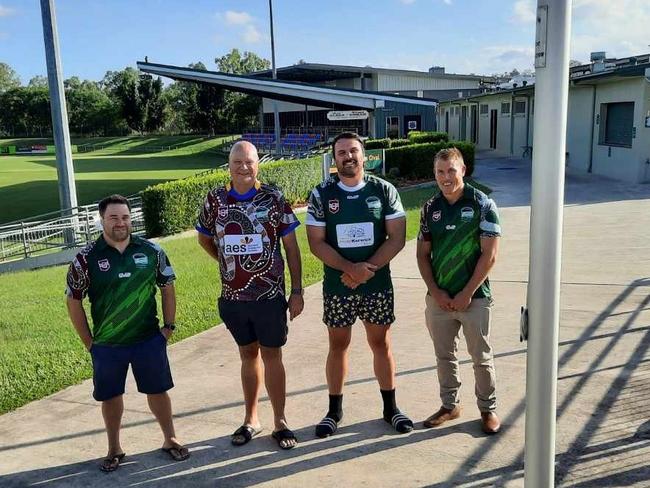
left=290, top=288, right=304, bottom=296
left=162, top=323, right=176, bottom=331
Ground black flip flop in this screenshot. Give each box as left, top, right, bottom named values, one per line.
left=99, top=452, right=125, bottom=472
left=272, top=428, right=298, bottom=450
left=231, top=425, right=263, bottom=446
left=161, top=444, right=190, bottom=461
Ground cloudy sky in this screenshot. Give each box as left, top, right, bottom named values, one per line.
left=0, top=0, right=648, bottom=83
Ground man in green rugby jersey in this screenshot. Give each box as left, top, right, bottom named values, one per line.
left=306, top=132, right=413, bottom=438
left=66, top=194, right=189, bottom=472
left=416, top=148, right=501, bottom=434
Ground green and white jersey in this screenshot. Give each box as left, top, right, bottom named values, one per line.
left=418, top=184, right=501, bottom=299
left=65, top=235, right=175, bottom=345
left=306, top=174, right=405, bottom=295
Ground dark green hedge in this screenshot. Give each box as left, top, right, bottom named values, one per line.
left=385, top=141, right=476, bottom=179
left=389, top=138, right=411, bottom=148
left=141, top=156, right=322, bottom=237
left=407, top=131, right=449, bottom=144
left=365, top=138, right=391, bottom=149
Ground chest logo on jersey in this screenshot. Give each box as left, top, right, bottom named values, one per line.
left=98, top=259, right=110, bottom=272
left=223, top=234, right=263, bottom=255
left=118, top=272, right=131, bottom=279
left=218, top=207, right=229, bottom=219
left=336, top=222, right=374, bottom=248
left=461, top=207, right=475, bottom=222
left=133, top=253, right=148, bottom=268
left=432, top=210, right=442, bottom=222
left=365, top=196, right=382, bottom=210
left=328, top=199, right=340, bottom=214
left=446, top=224, right=456, bottom=231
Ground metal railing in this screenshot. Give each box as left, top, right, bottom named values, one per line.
left=0, top=196, right=144, bottom=263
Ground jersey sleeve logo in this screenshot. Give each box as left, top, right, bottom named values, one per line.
left=432, top=210, right=442, bottom=222
left=328, top=198, right=340, bottom=214
left=218, top=207, right=228, bottom=219
left=98, top=259, right=110, bottom=272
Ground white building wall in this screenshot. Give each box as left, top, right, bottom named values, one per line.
left=566, top=85, right=595, bottom=172
left=377, top=74, right=479, bottom=91
left=591, top=78, right=646, bottom=183
left=640, top=80, right=650, bottom=183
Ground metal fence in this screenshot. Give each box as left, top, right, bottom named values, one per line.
left=0, top=196, right=144, bottom=263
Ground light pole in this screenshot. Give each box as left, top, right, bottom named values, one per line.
left=40, top=0, right=77, bottom=230
left=524, top=0, right=572, bottom=486
left=269, top=0, right=281, bottom=155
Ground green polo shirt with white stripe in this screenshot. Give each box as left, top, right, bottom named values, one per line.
left=65, top=235, right=176, bottom=345
left=306, top=174, right=406, bottom=295
left=418, top=184, right=501, bottom=299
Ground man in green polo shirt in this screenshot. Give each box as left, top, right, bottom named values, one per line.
left=306, top=132, right=413, bottom=437
left=416, top=148, right=501, bottom=434
left=66, top=194, right=190, bottom=472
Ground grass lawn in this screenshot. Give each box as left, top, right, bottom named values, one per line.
left=0, top=136, right=230, bottom=223
left=0, top=185, right=441, bottom=415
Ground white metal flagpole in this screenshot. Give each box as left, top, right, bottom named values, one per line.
left=524, top=0, right=572, bottom=486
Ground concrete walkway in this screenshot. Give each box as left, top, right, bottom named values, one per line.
left=2, top=155, right=650, bottom=487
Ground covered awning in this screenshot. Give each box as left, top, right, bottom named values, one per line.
left=137, top=61, right=437, bottom=111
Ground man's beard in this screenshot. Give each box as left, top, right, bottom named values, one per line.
left=107, top=227, right=130, bottom=242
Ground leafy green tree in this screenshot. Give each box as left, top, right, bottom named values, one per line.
left=27, top=75, right=48, bottom=88
left=0, top=63, right=20, bottom=93
left=214, top=49, right=270, bottom=133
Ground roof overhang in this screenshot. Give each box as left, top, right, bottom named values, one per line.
left=137, top=62, right=437, bottom=111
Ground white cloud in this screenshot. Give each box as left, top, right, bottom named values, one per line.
left=511, top=0, right=535, bottom=24
left=570, top=0, right=650, bottom=62
left=216, top=10, right=265, bottom=44
left=0, top=5, right=15, bottom=17
left=223, top=10, right=253, bottom=25
left=243, top=25, right=262, bottom=44
left=442, top=0, right=453, bottom=5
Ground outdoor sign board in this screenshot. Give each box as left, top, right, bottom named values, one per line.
left=327, top=110, right=369, bottom=121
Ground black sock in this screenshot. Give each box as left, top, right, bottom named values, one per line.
left=381, top=389, right=397, bottom=417
left=381, top=389, right=413, bottom=433
left=327, top=394, right=343, bottom=422
left=315, top=394, right=343, bottom=438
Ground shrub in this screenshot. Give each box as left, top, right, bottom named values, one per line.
left=141, top=156, right=322, bottom=237
left=364, top=138, right=391, bottom=149
left=385, top=141, right=475, bottom=179
left=389, top=139, right=411, bottom=148
left=407, top=131, right=449, bottom=144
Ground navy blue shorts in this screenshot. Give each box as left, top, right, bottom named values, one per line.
left=90, top=332, right=174, bottom=401
left=218, top=296, right=288, bottom=348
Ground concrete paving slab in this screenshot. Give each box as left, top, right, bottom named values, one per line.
left=1, top=155, right=649, bottom=487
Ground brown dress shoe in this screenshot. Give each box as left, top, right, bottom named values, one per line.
left=481, top=411, right=501, bottom=434
left=423, top=406, right=461, bottom=428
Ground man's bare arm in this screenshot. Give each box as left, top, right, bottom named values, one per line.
left=66, top=297, right=93, bottom=351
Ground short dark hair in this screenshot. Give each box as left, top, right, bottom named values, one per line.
left=98, top=194, right=131, bottom=217
left=434, top=147, right=465, bottom=167
left=332, top=132, right=365, bottom=154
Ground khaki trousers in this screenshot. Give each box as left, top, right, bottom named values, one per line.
left=424, top=294, right=497, bottom=412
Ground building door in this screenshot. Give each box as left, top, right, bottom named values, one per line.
left=460, top=106, right=467, bottom=140
left=489, top=109, right=498, bottom=149
left=445, top=110, right=449, bottom=133
left=386, top=116, right=399, bottom=139
left=470, top=105, right=478, bottom=143
left=404, top=115, right=421, bottom=136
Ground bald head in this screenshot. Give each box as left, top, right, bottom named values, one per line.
left=228, top=140, right=260, bottom=193
left=229, top=140, right=259, bottom=163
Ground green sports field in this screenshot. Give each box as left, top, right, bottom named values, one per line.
left=0, top=136, right=230, bottom=223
